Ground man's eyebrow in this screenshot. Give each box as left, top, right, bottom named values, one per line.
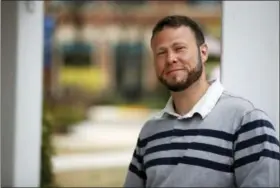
left=155, top=42, right=188, bottom=52
left=172, top=42, right=188, bottom=46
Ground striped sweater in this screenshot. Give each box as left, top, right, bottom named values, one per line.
left=123, top=91, right=280, bottom=187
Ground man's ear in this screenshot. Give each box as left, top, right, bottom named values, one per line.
left=200, top=43, right=208, bottom=64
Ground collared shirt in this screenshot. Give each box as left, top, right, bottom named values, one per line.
left=157, top=79, right=224, bottom=119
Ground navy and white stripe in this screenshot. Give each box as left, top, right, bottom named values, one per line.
left=234, top=118, right=280, bottom=167
left=124, top=127, right=236, bottom=187
left=139, top=129, right=234, bottom=172
left=124, top=98, right=280, bottom=187
left=232, top=112, right=280, bottom=187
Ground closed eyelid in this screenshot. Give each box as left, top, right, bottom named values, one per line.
left=156, top=48, right=166, bottom=54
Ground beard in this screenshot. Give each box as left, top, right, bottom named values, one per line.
left=158, top=52, right=203, bottom=92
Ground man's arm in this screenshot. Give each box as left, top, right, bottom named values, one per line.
left=233, top=109, right=280, bottom=187
left=123, top=138, right=146, bottom=187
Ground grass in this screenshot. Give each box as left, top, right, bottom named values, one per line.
left=54, top=167, right=127, bottom=187
left=59, top=65, right=106, bottom=93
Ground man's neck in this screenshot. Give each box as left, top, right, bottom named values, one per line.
left=171, top=77, right=210, bottom=116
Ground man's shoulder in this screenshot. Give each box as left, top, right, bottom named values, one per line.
left=218, top=90, right=256, bottom=112
left=219, top=90, right=272, bottom=124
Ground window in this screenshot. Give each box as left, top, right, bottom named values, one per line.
left=114, top=42, right=144, bottom=101
left=62, top=42, right=93, bottom=66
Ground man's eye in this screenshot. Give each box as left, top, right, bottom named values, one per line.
left=157, top=51, right=165, bottom=55
left=175, top=47, right=185, bottom=51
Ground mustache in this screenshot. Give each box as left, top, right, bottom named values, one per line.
left=161, top=67, right=187, bottom=76
left=166, top=68, right=186, bottom=75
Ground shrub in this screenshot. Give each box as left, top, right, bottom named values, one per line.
left=40, top=104, right=55, bottom=187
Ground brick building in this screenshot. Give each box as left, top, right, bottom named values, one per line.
left=45, top=1, right=221, bottom=101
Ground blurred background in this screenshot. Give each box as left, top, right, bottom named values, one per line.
left=42, top=0, right=221, bottom=187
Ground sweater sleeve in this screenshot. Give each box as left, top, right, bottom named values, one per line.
left=233, top=109, right=280, bottom=187
left=123, top=138, right=146, bottom=187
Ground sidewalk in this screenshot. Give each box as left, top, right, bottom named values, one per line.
left=52, top=105, right=160, bottom=172
left=53, top=120, right=143, bottom=150
left=52, top=150, right=133, bottom=173
left=53, top=105, right=160, bottom=149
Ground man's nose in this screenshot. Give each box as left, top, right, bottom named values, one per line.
left=166, top=51, right=178, bottom=64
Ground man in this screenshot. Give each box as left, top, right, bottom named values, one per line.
left=123, top=15, right=280, bottom=187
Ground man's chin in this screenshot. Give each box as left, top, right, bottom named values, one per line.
left=158, top=77, right=188, bottom=91
left=165, top=83, right=188, bottom=92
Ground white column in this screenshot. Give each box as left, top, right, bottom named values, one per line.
left=221, top=1, right=279, bottom=136
left=1, top=1, right=44, bottom=186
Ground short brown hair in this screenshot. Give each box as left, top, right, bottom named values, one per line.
left=151, top=15, right=205, bottom=46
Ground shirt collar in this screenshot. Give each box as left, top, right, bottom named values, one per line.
left=158, top=79, right=224, bottom=119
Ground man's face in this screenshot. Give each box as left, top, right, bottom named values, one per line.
left=151, top=26, right=208, bottom=92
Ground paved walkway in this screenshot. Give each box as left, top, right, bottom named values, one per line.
left=52, top=150, right=132, bottom=173
left=52, top=106, right=160, bottom=173
left=53, top=120, right=143, bottom=149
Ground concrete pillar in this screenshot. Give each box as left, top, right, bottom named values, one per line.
left=221, top=1, right=279, bottom=136
left=1, top=1, right=44, bottom=186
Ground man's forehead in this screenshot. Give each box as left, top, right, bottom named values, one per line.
left=151, top=26, right=195, bottom=49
